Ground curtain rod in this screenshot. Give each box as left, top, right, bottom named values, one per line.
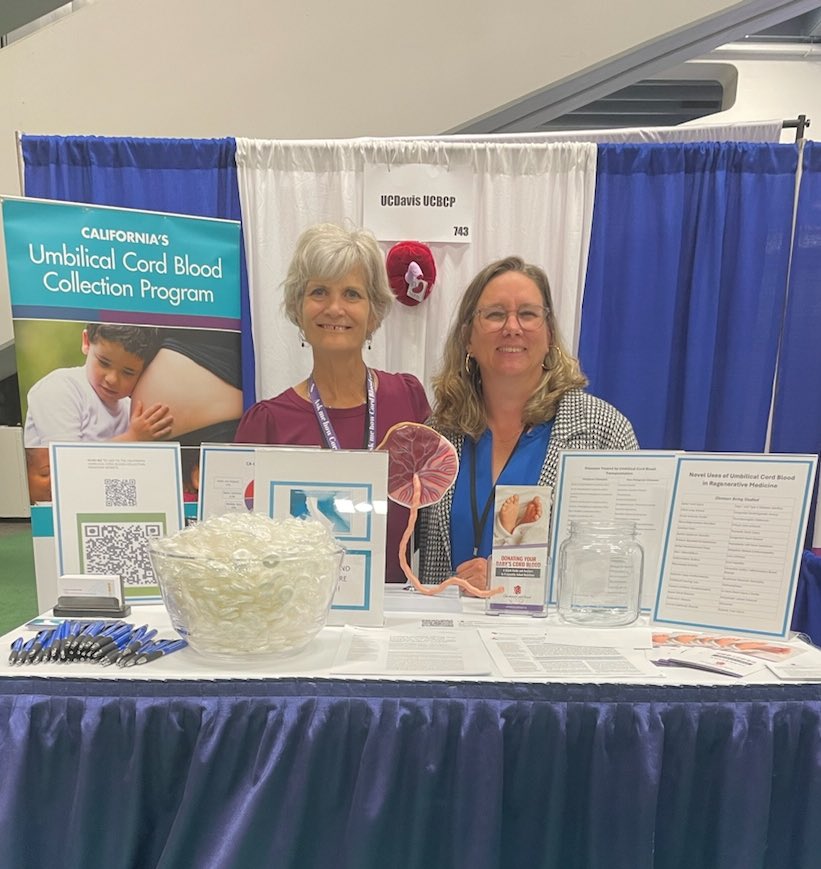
left=782, top=115, right=810, bottom=142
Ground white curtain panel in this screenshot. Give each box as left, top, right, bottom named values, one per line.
left=235, top=137, right=597, bottom=402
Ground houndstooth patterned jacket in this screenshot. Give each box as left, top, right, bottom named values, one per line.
left=416, top=389, right=639, bottom=584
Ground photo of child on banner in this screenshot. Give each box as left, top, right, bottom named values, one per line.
left=16, top=320, right=241, bottom=504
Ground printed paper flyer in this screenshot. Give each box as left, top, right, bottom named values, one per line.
left=254, top=446, right=387, bottom=626
left=487, top=484, right=551, bottom=615
left=49, top=441, right=184, bottom=602
left=653, top=453, right=817, bottom=638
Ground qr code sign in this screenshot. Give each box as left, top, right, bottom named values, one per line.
left=81, top=521, right=163, bottom=586
left=104, top=478, right=137, bottom=508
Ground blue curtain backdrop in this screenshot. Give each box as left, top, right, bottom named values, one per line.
left=770, top=141, right=821, bottom=543
left=20, top=135, right=255, bottom=407
left=579, top=142, right=798, bottom=451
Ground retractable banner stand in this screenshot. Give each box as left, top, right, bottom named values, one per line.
left=1, top=195, right=242, bottom=606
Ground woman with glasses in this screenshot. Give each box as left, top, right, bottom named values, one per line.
left=235, top=223, right=430, bottom=583
left=417, top=256, right=637, bottom=590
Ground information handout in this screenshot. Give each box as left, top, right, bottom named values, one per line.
left=254, top=446, right=387, bottom=626
left=653, top=454, right=817, bottom=638
left=549, top=451, right=677, bottom=609
left=49, top=441, right=183, bottom=601
left=479, top=630, right=658, bottom=679
left=198, top=442, right=257, bottom=519
left=766, top=657, right=821, bottom=681
left=332, top=625, right=493, bottom=676
left=488, top=483, right=551, bottom=615
left=649, top=647, right=767, bottom=677
left=383, top=585, right=463, bottom=614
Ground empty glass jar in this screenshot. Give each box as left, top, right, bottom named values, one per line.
left=556, top=521, right=644, bottom=626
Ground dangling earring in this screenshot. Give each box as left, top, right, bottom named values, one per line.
left=464, top=353, right=473, bottom=375
left=366, top=334, right=373, bottom=351
left=298, top=329, right=306, bottom=348
left=542, top=348, right=553, bottom=371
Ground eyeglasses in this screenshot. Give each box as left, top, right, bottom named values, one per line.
left=473, top=305, right=549, bottom=332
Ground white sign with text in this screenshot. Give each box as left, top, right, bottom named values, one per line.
left=653, top=453, right=817, bottom=638
left=363, top=162, right=475, bottom=243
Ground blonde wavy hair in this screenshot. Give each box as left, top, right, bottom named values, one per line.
left=431, top=256, right=587, bottom=438
left=282, top=223, right=394, bottom=338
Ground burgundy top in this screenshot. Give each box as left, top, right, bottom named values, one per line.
left=235, top=370, right=431, bottom=582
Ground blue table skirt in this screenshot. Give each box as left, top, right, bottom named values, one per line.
left=2, top=678, right=820, bottom=869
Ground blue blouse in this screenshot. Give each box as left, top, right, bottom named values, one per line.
left=449, top=421, right=552, bottom=568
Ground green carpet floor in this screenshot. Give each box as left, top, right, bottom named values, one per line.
left=0, top=525, right=39, bottom=636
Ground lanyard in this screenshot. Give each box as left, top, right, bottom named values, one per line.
left=308, top=367, right=376, bottom=450
left=469, top=428, right=526, bottom=557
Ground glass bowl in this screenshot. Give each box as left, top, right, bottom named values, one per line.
left=148, top=516, right=344, bottom=660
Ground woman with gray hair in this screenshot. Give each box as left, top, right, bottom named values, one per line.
left=236, top=223, right=430, bottom=582
left=417, top=255, right=638, bottom=590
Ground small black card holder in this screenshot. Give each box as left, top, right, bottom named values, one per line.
left=53, top=595, right=131, bottom=619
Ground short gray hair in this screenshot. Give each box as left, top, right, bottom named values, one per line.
left=282, top=223, right=394, bottom=335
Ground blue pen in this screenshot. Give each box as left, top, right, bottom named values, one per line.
left=117, top=638, right=154, bottom=668
left=65, top=620, right=87, bottom=661
left=8, top=637, right=23, bottom=665
left=89, top=623, right=133, bottom=658
left=101, top=624, right=146, bottom=664
left=131, top=639, right=188, bottom=666
left=97, top=626, right=143, bottom=665
left=62, top=621, right=82, bottom=658
left=128, top=625, right=151, bottom=645
left=17, top=636, right=39, bottom=666
left=54, top=619, right=72, bottom=662
left=25, top=629, right=53, bottom=665
left=71, top=621, right=101, bottom=654
left=118, top=636, right=170, bottom=668
left=117, top=628, right=159, bottom=664
left=36, top=628, right=58, bottom=663
left=43, top=623, right=59, bottom=663
left=120, top=638, right=179, bottom=667
left=50, top=620, right=69, bottom=663
left=78, top=621, right=110, bottom=655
